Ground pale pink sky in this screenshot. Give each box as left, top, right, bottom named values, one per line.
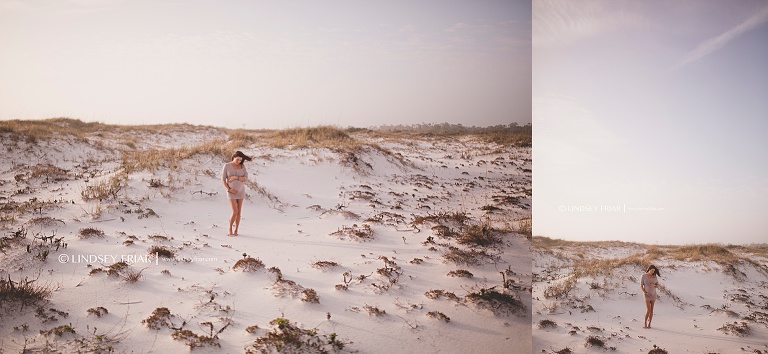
left=0, top=0, right=531, bottom=129
left=533, top=0, right=768, bottom=244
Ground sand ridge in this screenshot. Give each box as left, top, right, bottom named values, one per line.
left=0, top=123, right=531, bottom=353
left=533, top=239, right=768, bottom=353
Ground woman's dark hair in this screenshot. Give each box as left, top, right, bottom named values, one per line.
left=646, top=265, right=661, bottom=276
left=231, top=150, right=252, bottom=164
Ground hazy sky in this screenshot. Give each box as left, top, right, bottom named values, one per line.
left=533, top=0, right=768, bottom=245
left=0, top=0, right=531, bottom=129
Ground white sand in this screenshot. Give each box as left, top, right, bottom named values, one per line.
left=533, top=245, right=768, bottom=353
left=0, top=126, right=531, bottom=353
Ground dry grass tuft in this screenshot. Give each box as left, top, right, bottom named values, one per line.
left=363, top=304, right=386, bottom=317
left=79, top=227, right=105, bottom=239
left=465, top=287, right=526, bottom=316
left=412, top=211, right=469, bottom=226
left=311, top=260, right=340, bottom=269
left=426, top=311, right=450, bottom=322
left=442, top=246, right=500, bottom=266
left=262, top=126, right=359, bottom=150
left=665, top=244, right=736, bottom=264
left=40, top=324, right=77, bottom=337
left=447, top=269, right=474, bottom=278
left=513, top=217, right=532, bottom=239
left=456, top=224, right=503, bottom=247
left=571, top=253, right=649, bottom=278
left=122, top=268, right=143, bottom=283
left=106, top=261, right=129, bottom=276
left=148, top=245, right=175, bottom=259
left=87, top=306, right=109, bottom=318
left=374, top=123, right=531, bottom=147
left=246, top=317, right=346, bottom=353
left=0, top=276, right=53, bottom=309
left=424, top=289, right=461, bottom=302
left=0, top=118, right=109, bottom=143
left=30, top=164, right=70, bottom=180
left=26, top=216, right=65, bottom=227
left=121, top=140, right=230, bottom=173
left=301, top=288, right=320, bottom=303
left=538, top=319, right=557, bottom=328
left=532, top=236, right=637, bottom=252
left=543, top=276, right=578, bottom=299
left=142, top=307, right=175, bottom=330
left=171, top=329, right=221, bottom=349
left=227, top=129, right=260, bottom=146
left=81, top=173, right=126, bottom=201
left=584, top=335, right=606, bottom=348
left=0, top=118, right=214, bottom=145
left=329, top=224, right=374, bottom=241
left=233, top=257, right=265, bottom=272
left=717, top=321, right=750, bottom=337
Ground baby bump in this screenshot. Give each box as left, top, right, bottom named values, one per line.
left=229, top=180, right=245, bottom=191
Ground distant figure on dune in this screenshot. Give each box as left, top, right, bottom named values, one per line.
left=222, top=150, right=252, bottom=236
left=641, top=264, right=661, bottom=328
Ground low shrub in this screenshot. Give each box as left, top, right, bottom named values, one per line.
left=78, top=227, right=105, bottom=239
left=311, top=261, right=340, bottom=269
left=0, top=276, right=53, bottom=310
left=301, top=288, right=320, bottom=303
left=142, top=307, right=175, bottom=330
left=148, top=245, right=175, bottom=259
left=426, top=311, right=450, bottom=322
left=363, top=305, right=386, bottom=317
left=538, top=319, right=557, bottom=329
left=424, top=289, right=461, bottom=302
left=447, top=269, right=474, bottom=278
left=233, top=257, right=265, bottom=272
left=585, top=336, right=605, bottom=348
left=442, top=246, right=500, bottom=266
left=465, top=288, right=526, bottom=316
left=171, top=329, right=220, bottom=349
left=246, top=317, right=347, bottom=353
left=87, top=307, right=109, bottom=318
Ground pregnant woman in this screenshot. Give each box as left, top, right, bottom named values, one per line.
left=221, top=150, right=252, bottom=236
left=641, top=264, right=661, bottom=328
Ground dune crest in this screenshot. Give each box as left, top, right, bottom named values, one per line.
left=0, top=120, right=531, bottom=353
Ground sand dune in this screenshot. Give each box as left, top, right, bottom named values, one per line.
left=0, top=121, right=531, bottom=353
left=532, top=239, right=768, bottom=354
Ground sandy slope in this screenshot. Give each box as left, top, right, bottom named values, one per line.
left=532, top=244, right=768, bottom=354
left=0, top=126, right=531, bottom=353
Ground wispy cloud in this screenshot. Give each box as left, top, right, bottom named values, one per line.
left=533, top=0, right=645, bottom=47
left=676, top=5, right=768, bottom=69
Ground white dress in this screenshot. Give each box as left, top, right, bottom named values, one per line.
left=641, top=273, right=658, bottom=301
left=221, top=163, right=248, bottom=199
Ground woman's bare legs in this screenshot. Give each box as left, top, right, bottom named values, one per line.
left=644, top=300, right=655, bottom=328
left=234, top=199, right=243, bottom=235
left=228, top=198, right=242, bottom=236
left=647, top=300, right=655, bottom=328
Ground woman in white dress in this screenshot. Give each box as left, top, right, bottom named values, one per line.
left=641, top=264, right=660, bottom=328
left=221, top=151, right=252, bottom=236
